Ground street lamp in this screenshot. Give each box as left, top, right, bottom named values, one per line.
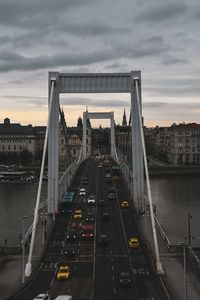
left=22, top=215, right=28, bottom=284
left=178, top=242, right=188, bottom=300
left=41, top=209, right=47, bottom=245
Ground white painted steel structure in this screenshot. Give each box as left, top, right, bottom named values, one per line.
left=31, top=70, right=162, bottom=274
left=48, top=71, right=144, bottom=216
left=82, top=111, right=118, bottom=161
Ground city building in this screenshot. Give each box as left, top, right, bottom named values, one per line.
left=0, top=113, right=92, bottom=165
left=145, top=123, right=200, bottom=165
left=59, top=110, right=92, bottom=163
left=166, top=123, right=200, bottom=164
left=0, top=117, right=46, bottom=163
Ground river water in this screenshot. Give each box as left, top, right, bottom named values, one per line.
left=0, top=182, right=47, bottom=247
left=0, top=175, right=199, bottom=247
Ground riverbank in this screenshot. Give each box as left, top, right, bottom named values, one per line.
left=149, top=164, right=200, bottom=176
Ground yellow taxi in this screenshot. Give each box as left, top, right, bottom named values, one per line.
left=73, top=209, right=83, bottom=220
left=121, top=201, right=129, bottom=208
left=56, top=265, right=70, bottom=280
left=128, top=237, right=140, bottom=249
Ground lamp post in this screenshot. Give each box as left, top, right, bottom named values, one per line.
left=178, top=242, right=187, bottom=300
left=22, top=215, right=28, bottom=284
left=41, top=209, right=47, bottom=245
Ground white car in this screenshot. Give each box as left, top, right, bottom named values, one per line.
left=87, top=195, right=95, bottom=205
left=79, top=188, right=86, bottom=196
left=33, top=294, right=50, bottom=300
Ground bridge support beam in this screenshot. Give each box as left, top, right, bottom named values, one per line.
left=110, top=112, right=116, bottom=160
left=48, top=72, right=59, bottom=215
left=131, top=71, right=144, bottom=213
left=82, top=112, right=87, bottom=160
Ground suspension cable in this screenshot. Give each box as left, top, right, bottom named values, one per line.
left=59, top=106, right=73, bottom=165
left=25, top=79, right=56, bottom=277
left=134, top=79, right=163, bottom=274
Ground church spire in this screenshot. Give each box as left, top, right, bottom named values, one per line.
left=122, top=108, right=127, bottom=126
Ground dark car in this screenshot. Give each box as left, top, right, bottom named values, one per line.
left=106, top=177, right=112, bottom=183
left=107, top=192, right=116, bottom=200
left=66, top=229, right=78, bottom=241
left=101, top=211, right=110, bottom=221
left=85, top=212, right=95, bottom=223
left=81, top=177, right=88, bottom=185
left=118, top=272, right=132, bottom=287
left=98, top=234, right=109, bottom=246
left=64, top=247, right=76, bottom=258
left=98, top=199, right=107, bottom=207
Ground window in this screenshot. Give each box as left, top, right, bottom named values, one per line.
left=8, top=145, right=10, bottom=150
left=14, top=145, right=16, bottom=150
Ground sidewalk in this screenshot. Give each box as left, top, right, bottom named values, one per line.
left=138, top=212, right=200, bottom=300
left=0, top=216, right=54, bottom=300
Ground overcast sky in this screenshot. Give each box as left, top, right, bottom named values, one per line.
left=0, top=0, right=199, bottom=127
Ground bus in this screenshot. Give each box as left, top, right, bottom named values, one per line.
left=61, top=192, right=75, bottom=213
left=112, top=165, right=120, bottom=180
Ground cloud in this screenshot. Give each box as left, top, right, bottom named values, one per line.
left=135, top=1, right=188, bottom=24
left=0, top=0, right=92, bottom=28
left=143, top=102, right=167, bottom=109
left=0, top=0, right=199, bottom=126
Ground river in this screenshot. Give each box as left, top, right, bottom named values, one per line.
left=0, top=182, right=47, bottom=247
left=0, top=174, right=199, bottom=247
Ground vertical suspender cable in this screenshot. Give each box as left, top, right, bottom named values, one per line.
left=134, top=79, right=164, bottom=274
left=25, top=79, right=55, bottom=277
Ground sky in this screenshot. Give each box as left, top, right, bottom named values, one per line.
left=0, top=0, right=200, bottom=128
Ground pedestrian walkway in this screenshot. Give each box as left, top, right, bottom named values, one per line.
left=138, top=212, right=200, bottom=300
left=0, top=216, right=54, bottom=300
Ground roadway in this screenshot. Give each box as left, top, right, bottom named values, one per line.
left=13, top=157, right=161, bottom=300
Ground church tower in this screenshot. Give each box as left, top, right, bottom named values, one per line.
left=122, top=109, right=127, bottom=126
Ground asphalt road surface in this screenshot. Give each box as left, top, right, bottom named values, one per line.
left=13, top=157, right=161, bottom=300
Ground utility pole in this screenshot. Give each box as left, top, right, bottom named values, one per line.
left=22, top=215, right=28, bottom=284
left=188, top=213, right=192, bottom=246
